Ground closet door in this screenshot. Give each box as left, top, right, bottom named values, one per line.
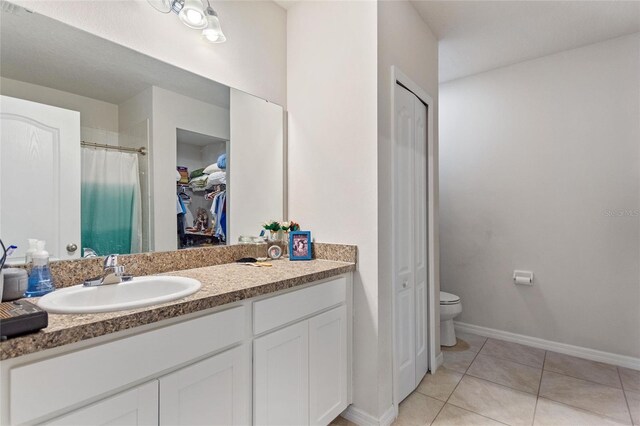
left=394, top=85, right=417, bottom=403
left=413, top=97, right=429, bottom=383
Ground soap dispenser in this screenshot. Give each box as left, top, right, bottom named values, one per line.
left=24, top=238, right=38, bottom=273
left=25, top=240, right=55, bottom=297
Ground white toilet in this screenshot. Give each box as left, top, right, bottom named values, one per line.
left=440, top=291, right=462, bottom=347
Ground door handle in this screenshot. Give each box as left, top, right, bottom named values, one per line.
left=66, top=243, right=78, bottom=253
left=402, top=281, right=408, bottom=289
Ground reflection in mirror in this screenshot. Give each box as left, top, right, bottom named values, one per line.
left=0, top=3, right=284, bottom=263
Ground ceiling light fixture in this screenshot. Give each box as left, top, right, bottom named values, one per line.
left=202, top=7, right=226, bottom=43
left=147, top=0, right=226, bottom=43
left=178, top=0, right=207, bottom=29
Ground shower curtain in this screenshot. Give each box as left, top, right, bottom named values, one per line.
left=81, top=148, right=142, bottom=256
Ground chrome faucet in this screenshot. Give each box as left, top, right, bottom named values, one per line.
left=83, top=254, right=133, bottom=287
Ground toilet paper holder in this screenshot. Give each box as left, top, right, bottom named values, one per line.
left=513, top=270, right=534, bottom=285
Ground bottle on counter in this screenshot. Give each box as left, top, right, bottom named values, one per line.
left=24, top=240, right=55, bottom=297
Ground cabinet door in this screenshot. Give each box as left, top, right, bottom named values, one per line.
left=309, top=306, right=348, bottom=426
left=254, top=321, right=309, bottom=426
left=159, top=345, right=249, bottom=426
left=44, top=381, right=158, bottom=426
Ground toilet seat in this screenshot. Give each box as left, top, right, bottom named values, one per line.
left=440, top=291, right=460, bottom=305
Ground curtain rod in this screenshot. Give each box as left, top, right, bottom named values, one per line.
left=81, top=140, right=147, bottom=155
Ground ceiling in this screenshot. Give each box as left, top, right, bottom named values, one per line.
left=177, top=128, right=227, bottom=146
left=0, top=3, right=230, bottom=108
left=411, top=1, right=640, bottom=83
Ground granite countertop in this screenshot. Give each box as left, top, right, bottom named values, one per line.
left=1, top=259, right=355, bottom=360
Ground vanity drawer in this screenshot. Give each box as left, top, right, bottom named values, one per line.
left=253, top=276, right=346, bottom=335
left=10, top=306, right=245, bottom=425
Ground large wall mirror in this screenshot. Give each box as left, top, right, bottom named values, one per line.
left=0, top=3, right=285, bottom=262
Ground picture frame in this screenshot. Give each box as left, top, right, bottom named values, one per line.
left=289, top=231, right=312, bottom=261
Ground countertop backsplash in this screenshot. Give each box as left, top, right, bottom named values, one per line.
left=9, top=243, right=357, bottom=289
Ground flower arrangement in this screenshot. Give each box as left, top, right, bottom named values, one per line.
left=262, top=220, right=282, bottom=232
left=281, top=221, right=300, bottom=232
left=262, top=220, right=300, bottom=232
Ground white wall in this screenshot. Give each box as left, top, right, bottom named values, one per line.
left=377, top=0, right=439, bottom=412
left=119, top=89, right=153, bottom=251
left=176, top=141, right=225, bottom=173
left=439, top=34, right=640, bottom=358
left=151, top=86, right=230, bottom=251
left=0, top=76, right=119, bottom=136
left=229, top=89, right=284, bottom=243
left=13, top=0, right=287, bottom=107
left=287, top=0, right=380, bottom=418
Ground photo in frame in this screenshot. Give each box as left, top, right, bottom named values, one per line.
left=289, top=231, right=312, bottom=261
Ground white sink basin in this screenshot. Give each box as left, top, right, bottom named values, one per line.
left=37, top=276, right=201, bottom=314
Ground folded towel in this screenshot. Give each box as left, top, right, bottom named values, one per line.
left=203, top=163, right=221, bottom=174
left=190, top=168, right=206, bottom=179
left=189, top=174, right=208, bottom=191
left=206, top=171, right=226, bottom=187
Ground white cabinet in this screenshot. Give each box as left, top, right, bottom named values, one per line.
left=159, top=345, right=250, bottom=426
left=44, top=381, right=158, bottom=426
left=309, top=306, right=348, bottom=426
left=5, top=274, right=352, bottom=426
left=254, top=304, right=348, bottom=426
left=254, top=321, right=309, bottom=426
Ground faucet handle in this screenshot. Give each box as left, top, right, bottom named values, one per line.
left=104, top=254, right=119, bottom=268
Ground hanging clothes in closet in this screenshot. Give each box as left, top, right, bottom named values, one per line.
left=206, top=186, right=226, bottom=242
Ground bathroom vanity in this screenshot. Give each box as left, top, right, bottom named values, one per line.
left=0, top=259, right=355, bottom=425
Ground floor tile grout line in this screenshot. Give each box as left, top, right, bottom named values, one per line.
left=542, top=368, right=625, bottom=391
left=443, top=399, right=511, bottom=425
left=448, top=334, right=636, bottom=425
left=478, top=340, right=545, bottom=369
left=481, top=343, right=624, bottom=390
left=617, top=365, right=640, bottom=394
left=617, top=366, right=635, bottom=425
left=428, top=397, right=447, bottom=425
left=461, top=371, right=629, bottom=426
left=463, top=369, right=540, bottom=396
left=539, top=350, right=548, bottom=396
left=543, top=368, right=628, bottom=391
left=448, top=335, right=531, bottom=425
left=539, top=391, right=633, bottom=424
left=536, top=396, right=635, bottom=426
left=531, top=350, right=548, bottom=426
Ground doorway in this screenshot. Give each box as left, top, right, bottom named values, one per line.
left=391, top=67, right=438, bottom=407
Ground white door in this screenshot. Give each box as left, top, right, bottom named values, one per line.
left=0, top=96, right=81, bottom=260
left=229, top=89, right=284, bottom=243
left=413, top=97, right=429, bottom=383
left=309, top=306, right=348, bottom=426
left=159, top=345, right=250, bottom=426
left=394, top=85, right=429, bottom=403
left=254, top=321, right=309, bottom=426
left=44, top=381, right=158, bottom=426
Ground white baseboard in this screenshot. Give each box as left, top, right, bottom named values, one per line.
left=455, top=321, right=640, bottom=371
left=379, top=405, right=396, bottom=426
left=342, top=404, right=396, bottom=426
left=342, top=405, right=378, bottom=426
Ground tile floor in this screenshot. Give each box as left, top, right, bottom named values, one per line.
left=332, top=332, right=640, bottom=426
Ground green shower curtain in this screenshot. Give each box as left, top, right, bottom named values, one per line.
left=81, top=148, right=142, bottom=256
